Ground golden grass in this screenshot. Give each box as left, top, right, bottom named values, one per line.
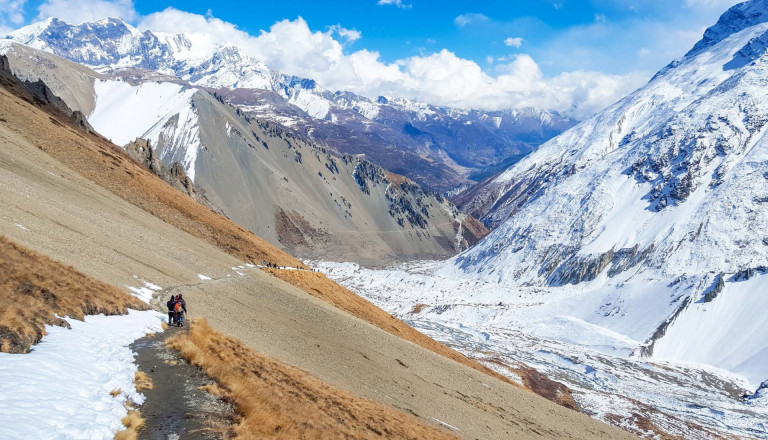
left=411, top=303, right=427, bottom=314
left=110, top=389, right=122, bottom=398
left=134, top=371, right=153, bottom=392
left=0, top=235, right=149, bottom=353
left=167, top=319, right=459, bottom=440
left=114, top=410, right=145, bottom=440
left=199, top=383, right=228, bottom=398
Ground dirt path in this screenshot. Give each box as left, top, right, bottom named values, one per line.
left=131, top=327, right=235, bottom=440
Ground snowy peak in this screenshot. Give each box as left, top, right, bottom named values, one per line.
left=687, top=0, right=768, bottom=58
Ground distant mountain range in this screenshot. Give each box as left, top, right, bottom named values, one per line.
left=0, top=39, right=487, bottom=264
left=3, top=17, right=575, bottom=192
left=317, top=2, right=768, bottom=437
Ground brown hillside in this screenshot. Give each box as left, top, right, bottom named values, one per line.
left=0, top=72, right=515, bottom=388
left=0, top=235, right=148, bottom=353
left=265, top=268, right=517, bottom=387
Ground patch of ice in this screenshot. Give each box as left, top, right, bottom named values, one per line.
left=126, top=286, right=155, bottom=303
left=197, top=274, right=211, bottom=281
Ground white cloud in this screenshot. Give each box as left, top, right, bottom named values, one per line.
left=454, top=13, right=489, bottom=27
left=0, top=0, right=27, bottom=26
left=140, top=9, right=643, bottom=118
left=329, top=24, right=361, bottom=43
left=504, top=37, right=523, bottom=48
left=137, top=9, right=637, bottom=118
left=377, top=0, right=411, bottom=8
left=37, top=0, right=137, bottom=24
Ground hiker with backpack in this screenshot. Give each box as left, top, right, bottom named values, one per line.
left=166, top=295, right=176, bottom=325
left=173, top=294, right=187, bottom=327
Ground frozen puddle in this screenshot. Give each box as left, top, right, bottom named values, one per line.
left=0, top=310, right=164, bottom=439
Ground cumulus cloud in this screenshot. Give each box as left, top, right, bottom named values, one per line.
left=377, top=0, right=411, bottom=8
left=0, top=0, right=26, bottom=25
left=138, top=8, right=639, bottom=118
left=37, top=0, right=137, bottom=24
left=329, top=24, right=361, bottom=43
left=454, top=13, right=489, bottom=27
left=137, top=8, right=642, bottom=118
left=504, top=37, right=523, bottom=48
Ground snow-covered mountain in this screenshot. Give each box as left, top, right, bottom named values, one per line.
left=314, top=1, right=768, bottom=437
left=3, top=17, right=575, bottom=191
left=451, top=0, right=768, bottom=384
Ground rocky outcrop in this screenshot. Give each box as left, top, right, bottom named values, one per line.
left=702, top=274, right=725, bottom=303
left=123, top=138, right=199, bottom=201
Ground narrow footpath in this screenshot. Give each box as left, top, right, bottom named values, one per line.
left=130, top=326, right=235, bottom=440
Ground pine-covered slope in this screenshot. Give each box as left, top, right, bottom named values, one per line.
left=3, top=17, right=575, bottom=191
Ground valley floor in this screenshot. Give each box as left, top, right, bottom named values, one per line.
left=317, top=261, right=768, bottom=440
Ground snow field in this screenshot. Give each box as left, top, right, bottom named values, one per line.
left=88, top=80, right=202, bottom=181
left=0, top=310, right=164, bottom=440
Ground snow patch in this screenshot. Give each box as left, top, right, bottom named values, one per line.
left=88, top=80, right=202, bottom=181
left=0, top=310, right=164, bottom=440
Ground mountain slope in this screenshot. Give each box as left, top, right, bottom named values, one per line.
left=3, top=17, right=575, bottom=191
left=442, top=0, right=768, bottom=387
left=313, top=4, right=768, bottom=436
left=0, top=55, right=636, bottom=440
left=0, top=42, right=486, bottom=263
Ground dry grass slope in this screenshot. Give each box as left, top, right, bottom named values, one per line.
left=0, top=235, right=148, bottom=353
left=114, top=410, right=145, bottom=440
left=167, top=319, right=459, bottom=440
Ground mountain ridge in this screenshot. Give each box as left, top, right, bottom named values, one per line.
left=3, top=17, right=576, bottom=191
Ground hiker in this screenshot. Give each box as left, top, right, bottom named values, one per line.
left=166, top=295, right=176, bottom=324
left=177, top=294, right=187, bottom=315
left=173, top=294, right=186, bottom=327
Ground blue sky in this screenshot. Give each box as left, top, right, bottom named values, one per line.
left=136, top=0, right=737, bottom=75
left=0, top=0, right=744, bottom=116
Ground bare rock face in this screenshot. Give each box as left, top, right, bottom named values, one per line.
left=123, top=138, right=198, bottom=201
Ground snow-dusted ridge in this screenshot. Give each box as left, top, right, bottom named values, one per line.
left=438, top=0, right=768, bottom=389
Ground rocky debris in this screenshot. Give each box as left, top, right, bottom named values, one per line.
left=123, top=138, right=199, bottom=202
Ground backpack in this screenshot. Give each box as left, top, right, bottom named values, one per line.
left=174, top=302, right=182, bottom=312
